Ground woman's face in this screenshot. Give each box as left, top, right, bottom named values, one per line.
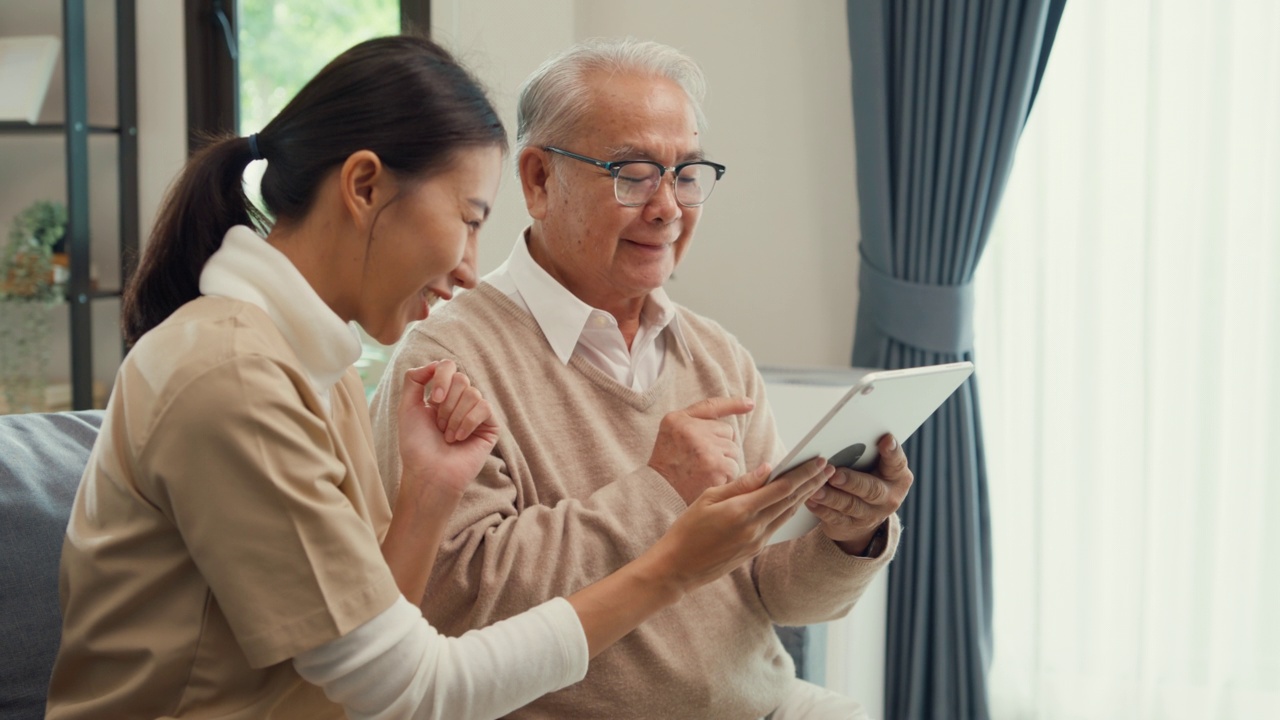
left=356, top=145, right=503, bottom=344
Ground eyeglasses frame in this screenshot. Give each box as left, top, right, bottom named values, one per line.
left=542, top=146, right=727, bottom=207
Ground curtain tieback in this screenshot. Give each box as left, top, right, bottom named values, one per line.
left=859, top=257, right=975, bottom=354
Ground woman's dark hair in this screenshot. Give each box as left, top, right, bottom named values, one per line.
left=122, top=35, right=507, bottom=345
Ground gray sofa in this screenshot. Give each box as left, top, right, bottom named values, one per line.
left=0, top=410, right=813, bottom=718
left=0, top=411, right=103, bottom=719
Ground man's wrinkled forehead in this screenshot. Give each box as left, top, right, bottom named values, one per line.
left=603, top=143, right=706, bottom=164
left=571, top=73, right=703, bottom=159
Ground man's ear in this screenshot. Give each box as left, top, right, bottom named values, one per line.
left=518, top=147, right=552, bottom=221
left=339, top=150, right=389, bottom=230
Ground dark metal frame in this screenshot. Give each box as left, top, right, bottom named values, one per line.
left=56, top=0, right=139, bottom=409
left=118, top=0, right=139, bottom=305
left=63, top=0, right=92, bottom=408
left=542, top=146, right=728, bottom=208
left=401, top=0, right=432, bottom=35
left=185, top=0, right=239, bottom=150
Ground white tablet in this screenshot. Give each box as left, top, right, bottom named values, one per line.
left=765, top=361, right=975, bottom=545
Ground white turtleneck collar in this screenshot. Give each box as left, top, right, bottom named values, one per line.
left=199, top=225, right=362, bottom=413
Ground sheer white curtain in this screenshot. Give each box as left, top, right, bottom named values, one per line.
left=974, top=0, right=1280, bottom=718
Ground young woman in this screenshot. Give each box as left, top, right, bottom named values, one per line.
left=44, top=36, right=833, bottom=719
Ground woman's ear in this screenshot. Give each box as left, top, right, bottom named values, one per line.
left=518, top=147, right=552, bottom=220
left=339, top=150, right=390, bottom=229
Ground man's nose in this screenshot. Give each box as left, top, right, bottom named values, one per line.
left=643, top=173, right=683, bottom=222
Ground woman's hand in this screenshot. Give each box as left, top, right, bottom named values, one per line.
left=566, top=458, right=833, bottom=657
left=384, top=362, right=500, bottom=603
left=396, top=361, right=500, bottom=498
left=646, top=457, right=835, bottom=595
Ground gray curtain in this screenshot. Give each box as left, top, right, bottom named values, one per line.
left=845, top=1, right=1065, bottom=718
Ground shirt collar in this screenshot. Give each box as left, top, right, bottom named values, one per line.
left=492, top=230, right=690, bottom=364
left=199, top=225, right=362, bottom=391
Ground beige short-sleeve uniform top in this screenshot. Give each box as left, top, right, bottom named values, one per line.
left=46, top=297, right=400, bottom=719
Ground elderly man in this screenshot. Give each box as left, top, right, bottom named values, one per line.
left=370, top=38, right=910, bottom=719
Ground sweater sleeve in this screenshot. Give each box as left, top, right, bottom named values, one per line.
left=735, top=347, right=902, bottom=626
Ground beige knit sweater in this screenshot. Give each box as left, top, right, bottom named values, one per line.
left=369, top=283, right=899, bottom=719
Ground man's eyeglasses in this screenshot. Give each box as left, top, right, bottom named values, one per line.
left=543, top=147, right=726, bottom=208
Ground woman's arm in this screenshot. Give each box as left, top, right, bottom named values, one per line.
left=295, top=595, right=587, bottom=720
left=380, top=362, right=498, bottom=602
left=299, top=459, right=832, bottom=719
left=567, top=458, right=832, bottom=656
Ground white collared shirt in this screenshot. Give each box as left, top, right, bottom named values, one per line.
left=484, top=231, right=691, bottom=392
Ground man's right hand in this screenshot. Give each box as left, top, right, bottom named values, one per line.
left=647, top=396, right=755, bottom=505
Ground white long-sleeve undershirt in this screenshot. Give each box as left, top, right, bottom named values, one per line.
left=293, top=595, right=588, bottom=720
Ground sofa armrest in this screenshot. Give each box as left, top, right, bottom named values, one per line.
left=0, top=411, right=103, bottom=719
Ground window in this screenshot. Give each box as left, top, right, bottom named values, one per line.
left=238, top=0, right=402, bottom=135
left=976, top=1, right=1280, bottom=717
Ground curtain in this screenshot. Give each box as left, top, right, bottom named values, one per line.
left=975, top=1, right=1280, bottom=718
left=845, top=1, right=1066, bottom=718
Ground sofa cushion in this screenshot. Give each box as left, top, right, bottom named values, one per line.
left=0, top=411, right=103, bottom=719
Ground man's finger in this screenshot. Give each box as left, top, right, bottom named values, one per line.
left=683, top=396, right=755, bottom=421
left=876, top=434, right=911, bottom=483
left=829, top=469, right=890, bottom=505
left=805, top=501, right=850, bottom=527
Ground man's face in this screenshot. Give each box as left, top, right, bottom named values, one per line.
left=532, top=71, right=704, bottom=308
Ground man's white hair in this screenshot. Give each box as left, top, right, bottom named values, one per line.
left=515, top=37, right=708, bottom=162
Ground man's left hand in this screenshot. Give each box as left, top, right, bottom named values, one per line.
left=805, top=434, right=912, bottom=556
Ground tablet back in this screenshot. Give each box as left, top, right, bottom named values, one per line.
left=764, top=361, right=973, bottom=545
left=775, top=362, right=975, bottom=477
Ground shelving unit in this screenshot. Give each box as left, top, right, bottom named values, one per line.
left=0, top=0, right=137, bottom=410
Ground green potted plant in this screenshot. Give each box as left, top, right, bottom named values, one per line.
left=0, top=200, right=67, bottom=413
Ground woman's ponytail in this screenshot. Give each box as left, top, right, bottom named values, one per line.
left=121, top=135, right=266, bottom=345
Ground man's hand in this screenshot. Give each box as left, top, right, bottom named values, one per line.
left=805, top=434, right=912, bottom=555
left=647, top=396, right=755, bottom=505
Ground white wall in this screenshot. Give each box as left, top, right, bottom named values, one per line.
left=431, top=0, right=861, bottom=368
